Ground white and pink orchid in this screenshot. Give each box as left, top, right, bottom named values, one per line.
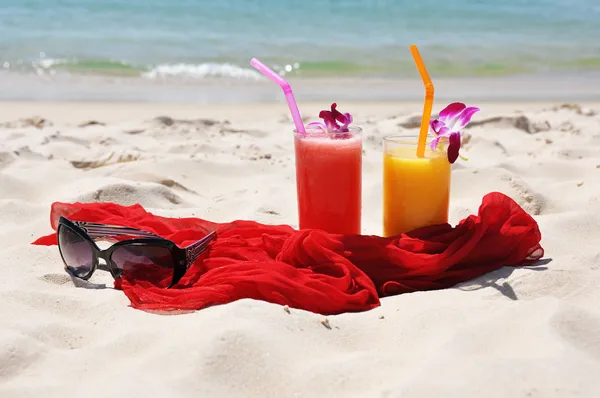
left=430, top=102, right=480, bottom=163
left=306, top=103, right=353, bottom=138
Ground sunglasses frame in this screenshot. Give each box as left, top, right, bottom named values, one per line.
left=57, top=216, right=216, bottom=288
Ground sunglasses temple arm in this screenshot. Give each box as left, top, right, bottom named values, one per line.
left=72, top=221, right=161, bottom=239
left=184, top=231, right=217, bottom=268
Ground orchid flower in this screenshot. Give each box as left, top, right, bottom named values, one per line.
left=430, top=102, right=480, bottom=163
left=307, top=103, right=353, bottom=138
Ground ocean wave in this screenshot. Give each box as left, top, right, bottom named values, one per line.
left=2, top=57, right=143, bottom=76
left=1, top=57, right=295, bottom=80
left=4, top=53, right=600, bottom=82
left=142, top=63, right=263, bottom=80
left=2, top=57, right=67, bottom=76
left=35, top=58, right=68, bottom=69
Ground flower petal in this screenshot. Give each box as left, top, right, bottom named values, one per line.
left=340, top=112, right=353, bottom=131
left=430, top=135, right=443, bottom=150
left=318, top=110, right=332, bottom=122
left=452, top=106, right=480, bottom=130
left=447, top=131, right=461, bottom=163
left=343, top=112, right=353, bottom=125
left=307, top=121, right=327, bottom=132
left=437, top=126, right=451, bottom=137
left=430, top=119, right=447, bottom=135
left=439, top=102, right=466, bottom=124
left=318, top=110, right=337, bottom=131
left=331, top=103, right=348, bottom=126
left=317, top=103, right=355, bottom=134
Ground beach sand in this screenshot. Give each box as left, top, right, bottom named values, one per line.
left=1, top=100, right=599, bottom=397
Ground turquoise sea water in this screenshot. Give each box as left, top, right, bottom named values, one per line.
left=1, top=0, right=599, bottom=83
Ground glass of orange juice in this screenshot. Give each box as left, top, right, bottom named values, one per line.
left=383, top=135, right=451, bottom=236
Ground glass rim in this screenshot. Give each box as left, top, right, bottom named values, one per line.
left=294, top=125, right=362, bottom=136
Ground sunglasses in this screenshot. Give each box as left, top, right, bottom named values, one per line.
left=57, top=216, right=216, bottom=288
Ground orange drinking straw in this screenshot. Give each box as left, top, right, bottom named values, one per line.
left=409, top=44, right=434, bottom=158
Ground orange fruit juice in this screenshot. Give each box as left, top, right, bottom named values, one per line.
left=383, top=140, right=451, bottom=236
left=294, top=129, right=362, bottom=234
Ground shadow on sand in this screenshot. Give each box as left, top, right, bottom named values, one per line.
left=455, top=258, right=552, bottom=300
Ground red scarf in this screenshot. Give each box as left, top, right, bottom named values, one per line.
left=32, top=192, right=543, bottom=315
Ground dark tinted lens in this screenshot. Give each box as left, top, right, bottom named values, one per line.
left=110, top=244, right=175, bottom=287
left=58, top=225, right=95, bottom=278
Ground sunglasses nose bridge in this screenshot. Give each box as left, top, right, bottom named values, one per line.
left=98, top=249, right=111, bottom=262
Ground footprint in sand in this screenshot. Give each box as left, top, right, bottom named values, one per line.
left=502, top=175, right=546, bottom=215
left=76, top=182, right=188, bottom=208
left=0, top=332, right=44, bottom=381
left=70, top=151, right=140, bottom=169
left=40, top=274, right=72, bottom=286
left=551, top=307, right=600, bottom=361
left=219, top=127, right=270, bottom=138
left=0, top=116, right=51, bottom=129
left=151, top=116, right=224, bottom=128
left=158, top=178, right=196, bottom=193
left=551, top=103, right=597, bottom=117
left=41, top=133, right=90, bottom=147
left=12, top=147, right=48, bottom=161
left=0, top=151, right=16, bottom=170
left=78, top=120, right=106, bottom=128
left=468, top=115, right=551, bottom=134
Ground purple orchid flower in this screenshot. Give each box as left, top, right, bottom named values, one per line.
left=429, top=102, right=480, bottom=163
left=307, top=103, right=353, bottom=138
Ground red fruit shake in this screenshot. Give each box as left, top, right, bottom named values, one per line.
left=294, top=127, right=362, bottom=234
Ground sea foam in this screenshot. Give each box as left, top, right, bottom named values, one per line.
left=142, top=63, right=263, bottom=80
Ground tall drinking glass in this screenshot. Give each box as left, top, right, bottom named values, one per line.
left=383, top=135, right=451, bottom=237
left=294, top=127, right=362, bottom=234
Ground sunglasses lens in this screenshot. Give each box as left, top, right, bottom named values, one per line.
left=58, top=225, right=95, bottom=278
left=110, top=245, right=175, bottom=287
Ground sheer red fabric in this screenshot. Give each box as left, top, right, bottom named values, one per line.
left=32, top=192, right=543, bottom=315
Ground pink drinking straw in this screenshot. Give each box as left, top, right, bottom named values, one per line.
left=250, top=58, right=306, bottom=134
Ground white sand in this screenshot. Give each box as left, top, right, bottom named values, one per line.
left=1, top=100, right=599, bottom=397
